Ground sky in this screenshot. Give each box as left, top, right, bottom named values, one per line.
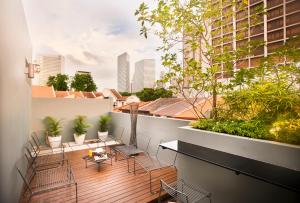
left=22, top=0, right=163, bottom=90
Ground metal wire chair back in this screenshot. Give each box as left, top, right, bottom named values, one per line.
left=161, top=180, right=189, bottom=203
left=155, top=139, right=177, bottom=166
left=113, top=126, right=125, bottom=143
left=136, top=133, right=151, bottom=152
left=16, top=155, right=37, bottom=196
left=160, top=179, right=211, bottom=203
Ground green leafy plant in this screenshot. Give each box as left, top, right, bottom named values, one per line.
left=135, top=88, right=173, bottom=102
left=191, top=119, right=271, bottom=139
left=120, top=92, right=132, bottom=96
left=98, top=115, right=112, bottom=132
left=71, top=73, right=97, bottom=92
left=73, top=115, right=91, bottom=136
left=47, top=74, right=69, bottom=91
left=44, top=116, right=62, bottom=137
left=270, top=119, right=300, bottom=145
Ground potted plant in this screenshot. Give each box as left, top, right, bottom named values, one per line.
left=44, top=116, right=62, bottom=148
left=98, top=115, right=112, bottom=141
left=73, top=115, right=91, bottom=145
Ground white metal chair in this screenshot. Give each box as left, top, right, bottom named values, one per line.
left=159, top=179, right=211, bottom=203
left=133, top=140, right=177, bottom=193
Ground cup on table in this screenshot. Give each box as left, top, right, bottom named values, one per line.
left=88, top=150, right=93, bottom=157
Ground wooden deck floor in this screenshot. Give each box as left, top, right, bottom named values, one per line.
left=24, top=148, right=177, bottom=203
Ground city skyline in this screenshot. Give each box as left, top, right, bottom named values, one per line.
left=23, top=0, right=163, bottom=89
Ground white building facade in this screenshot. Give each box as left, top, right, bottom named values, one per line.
left=37, top=55, right=65, bottom=85
left=132, top=59, right=156, bottom=92
left=117, top=52, right=130, bottom=92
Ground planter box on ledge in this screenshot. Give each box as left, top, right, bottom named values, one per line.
left=178, top=126, right=300, bottom=171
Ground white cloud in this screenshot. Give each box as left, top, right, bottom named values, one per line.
left=22, top=0, right=162, bottom=89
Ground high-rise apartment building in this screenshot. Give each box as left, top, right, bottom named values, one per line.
left=183, top=0, right=300, bottom=80
left=37, top=55, right=65, bottom=85
left=117, top=52, right=130, bottom=92
left=211, top=0, right=300, bottom=78
left=132, top=59, right=156, bottom=92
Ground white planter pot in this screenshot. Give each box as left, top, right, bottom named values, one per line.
left=74, top=133, right=86, bottom=145
left=98, top=131, right=108, bottom=141
left=48, top=135, right=62, bottom=148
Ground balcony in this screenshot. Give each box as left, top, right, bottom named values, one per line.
left=20, top=97, right=300, bottom=202
left=21, top=147, right=176, bottom=203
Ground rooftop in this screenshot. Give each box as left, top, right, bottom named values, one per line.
left=23, top=148, right=176, bottom=203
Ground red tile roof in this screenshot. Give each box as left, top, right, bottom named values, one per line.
left=153, top=98, right=206, bottom=119
left=116, top=97, right=220, bottom=120
left=139, top=98, right=183, bottom=113
left=114, top=101, right=150, bottom=112
left=32, top=85, right=55, bottom=98
left=110, top=89, right=122, bottom=100
left=69, top=91, right=84, bottom=98
left=82, top=92, right=96, bottom=98
left=55, top=91, right=70, bottom=98
left=94, top=92, right=103, bottom=97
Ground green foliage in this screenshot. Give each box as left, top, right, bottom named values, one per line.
left=120, top=92, right=132, bottom=96
left=214, top=36, right=300, bottom=145
left=98, top=115, right=112, bottom=132
left=135, top=88, right=173, bottom=102
left=73, top=115, right=91, bottom=136
left=47, top=74, right=69, bottom=91
left=135, top=0, right=262, bottom=119
left=270, top=119, right=300, bottom=145
left=191, top=119, right=272, bottom=140
left=44, top=116, right=62, bottom=137
left=221, top=37, right=300, bottom=122
left=71, top=74, right=97, bottom=92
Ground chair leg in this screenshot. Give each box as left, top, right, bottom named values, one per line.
left=115, top=151, right=118, bottom=162
left=133, top=158, right=136, bottom=175
left=75, top=183, right=78, bottom=203
left=150, top=170, right=153, bottom=194
left=158, top=181, right=162, bottom=203
left=127, top=157, right=130, bottom=172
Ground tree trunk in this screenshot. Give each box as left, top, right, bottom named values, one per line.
left=211, top=79, right=217, bottom=119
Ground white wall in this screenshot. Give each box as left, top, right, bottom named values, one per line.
left=0, top=0, right=32, bottom=202
left=32, top=98, right=113, bottom=142
left=110, top=112, right=300, bottom=203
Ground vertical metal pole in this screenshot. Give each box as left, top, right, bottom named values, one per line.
left=129, top=103, right=139, bottom=148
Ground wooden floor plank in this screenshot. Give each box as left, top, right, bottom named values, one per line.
left=22, top=148, right=176, bottom=203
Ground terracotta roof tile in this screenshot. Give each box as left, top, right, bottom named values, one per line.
left=82, top=91, right=96, bottom=98
left=110, top=89, right=122, bottom=99
left=116, top=101, right=150, bottom=111
left=55, top=91, right=69, bottom=98
left=69, top=91, right=84, bottom=98
left=32, top=85, right=55, bottom=98
left=139, top=98, right=183, bottom=112
left=94, top=92, right=103, bottom=97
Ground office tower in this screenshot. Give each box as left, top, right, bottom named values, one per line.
left=132, top=59, right=156, bottom=92
left=117, top=52, right=130, bottom=92
left=38, top=55, right=65, bottom=85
